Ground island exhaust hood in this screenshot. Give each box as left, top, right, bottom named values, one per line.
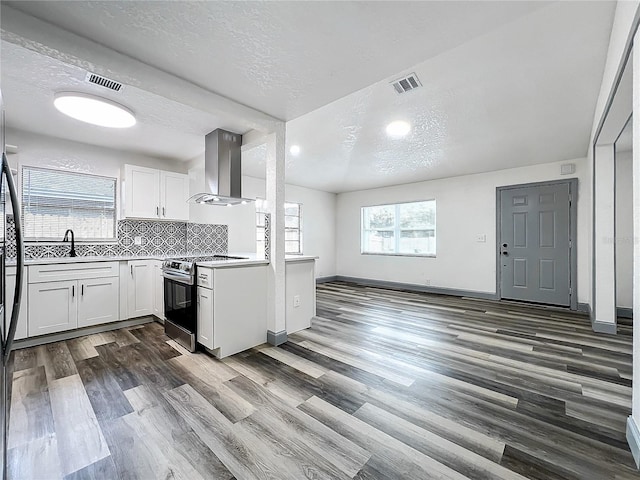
left=188, top=128, right=253, bottom=206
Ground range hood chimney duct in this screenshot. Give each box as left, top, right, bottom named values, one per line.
left=188, top=128, right=253, bottom=206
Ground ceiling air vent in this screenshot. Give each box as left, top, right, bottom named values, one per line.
left=85, top=72, right=123, bottom=92
left=391, top=73, right=421, bottom=94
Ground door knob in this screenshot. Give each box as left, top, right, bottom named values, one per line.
left=502, top=243, right=508, bottom=248
left=502, top=251, right=508, bottom=256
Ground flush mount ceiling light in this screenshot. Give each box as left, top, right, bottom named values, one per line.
left=386, top=120, right=411, bottom=138
left=289, top=145, right=301, bottom=155
left=53, top=92, right=136, bottom=128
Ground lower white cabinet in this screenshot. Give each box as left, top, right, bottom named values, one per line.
left=28, top=262, right=121, bottom=338
left=28, top=280, right=78, bottom=336
left=127, top=260, right=154, bottom=318
left=196, top=286, right=214, bottom=349
left=78, top=277, right=120, bottom=328
left=196, top=265, right=267, bottom=358
left=6, top=266, right=28, bottom=341
left=153, top=261, right=164, bottom=320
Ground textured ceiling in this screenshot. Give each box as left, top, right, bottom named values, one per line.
left=242, top=1, right=616, bottom=192
left=1, top=41, right=254, bottom=161
left=0, top=1, right=616, bottom=193
left=6, top=0, right=548, bottom=121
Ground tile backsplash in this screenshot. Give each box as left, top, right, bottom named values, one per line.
left=5, top=216, right=228, bottom=260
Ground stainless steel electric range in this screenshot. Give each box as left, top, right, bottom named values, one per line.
left=161, top=255, right=246, bottom=351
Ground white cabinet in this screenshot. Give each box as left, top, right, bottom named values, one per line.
left=153, top=261, right=165, bottom=320
left=123, top=165, right=160, bottom=219
left=123, top=164, right=189, bottom=221
left=28, top=280, right=78, bottom=336
left=78, top=277, right=120, bottom=328
left=160, top=171, right=190, bottom=221
left=196, top=265, right=267, bottom=358
left=127, top=260, right=153, bottom=318
left=197, top=286, right=214, bottom=350
left=28, top=262, right=122, bottom=337
left=6, top=267, right=28, bottom=341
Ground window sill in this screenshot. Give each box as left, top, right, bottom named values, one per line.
left=361, top=252, right=436, bottom=258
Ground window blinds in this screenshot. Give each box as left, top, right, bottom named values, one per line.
left=21, top=166, right=117, bottom=240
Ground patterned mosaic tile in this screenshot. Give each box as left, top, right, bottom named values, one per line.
left=264, top=213, right=271, bottom=260
left=5, top=216, right=229, bottom=260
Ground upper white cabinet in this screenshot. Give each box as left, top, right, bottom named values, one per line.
left=123, top=165, right=160, bottom=219
left=160, top=171, right=190, bottom=222
left=123, top=164, right=189, bottom=221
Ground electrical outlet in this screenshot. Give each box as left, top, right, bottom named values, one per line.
left=475, top=234, right=486, bottom=243
left=424, top=279, right=431, bottom=286
left=293, top=295, right=301, bottom=308
left=134, top=236, right=142, bottom=245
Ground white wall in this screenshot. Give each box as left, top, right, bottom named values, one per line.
left=188, top=160, right=337, bottom=278
left=5, top=127, right=188, bottom=224
left=188, top=163, right=257, bottom=252
left=336, top=158, right=590, bottom=304
left=5, top=127, right=187, bottom=178
left=616, top=150, right=633, bottom=309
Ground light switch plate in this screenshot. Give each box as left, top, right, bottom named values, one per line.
left=475, top=234, right=486, bottom=243
left=134, top=236, right=142, bottom=245
left=293, top=295, right=301, bottom=308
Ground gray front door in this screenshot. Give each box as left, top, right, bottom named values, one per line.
left=499, top=182, right=571, bottom=306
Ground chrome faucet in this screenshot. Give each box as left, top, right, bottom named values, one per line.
left=63, top=229, right=76, bottom=257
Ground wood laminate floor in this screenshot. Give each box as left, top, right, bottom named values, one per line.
left=7, top=281, right=639, bottom=479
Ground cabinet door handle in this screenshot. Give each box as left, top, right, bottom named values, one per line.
left=156, top=206, right=159, bottom=216
left=72, top=285, right=75, bottom=297
left=131, top=265, right=133, bottom=276
left=81, top=284, right=84, bottom=296
left=162, top=207, right=166, bottom=217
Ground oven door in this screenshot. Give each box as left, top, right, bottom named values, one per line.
left=163, top=275, right=196, bottom=351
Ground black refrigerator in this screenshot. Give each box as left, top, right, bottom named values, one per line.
left=0, top=89, right=25, bottom=479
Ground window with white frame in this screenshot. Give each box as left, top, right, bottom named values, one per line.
left=21, top=166, right=117, bottom=240
left=361, top=200, right=436, bottom=256
left=256, top=199, right=303, bottom=255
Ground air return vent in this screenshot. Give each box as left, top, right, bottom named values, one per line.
left=391, top=73, right=421, bottom=94
left=85, top=72, right=123, bottom=92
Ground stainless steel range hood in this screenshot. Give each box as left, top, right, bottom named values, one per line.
left=188, top=128, right=253, bottom=206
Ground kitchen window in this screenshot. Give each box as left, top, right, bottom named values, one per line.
left=256, top=199, right=303, bottom=255
left=21, top=166, right=117, bottom=240
left=361, top=200, right=436, bottom=256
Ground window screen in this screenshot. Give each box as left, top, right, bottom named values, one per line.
left=21, top=166, right=117, bottom=240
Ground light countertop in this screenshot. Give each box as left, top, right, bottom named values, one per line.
left=196, top=253, right=317, bottom=268
left=6, top=253, right=317, bottom=267
left=12, top=255, right=167, bottom=266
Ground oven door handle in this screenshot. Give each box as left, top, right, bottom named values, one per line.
left=162, top=271, right=194, bottom=285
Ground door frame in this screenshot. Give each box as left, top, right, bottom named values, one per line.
left=495, top=178, right=579, bottom=310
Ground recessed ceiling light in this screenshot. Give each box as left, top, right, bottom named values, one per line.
left=386, top=120, right=410, bottom=138
left=54, top=92, right=136, bottom=128
left=289, top=145, right=301, bottom=155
